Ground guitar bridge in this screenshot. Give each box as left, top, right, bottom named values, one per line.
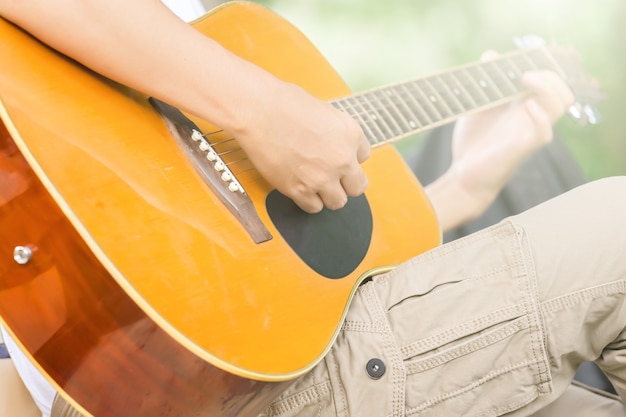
left=149, top=98, right=272, bottom=244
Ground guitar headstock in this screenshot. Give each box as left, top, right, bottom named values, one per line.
left=515, top=35, right=605, bottom=126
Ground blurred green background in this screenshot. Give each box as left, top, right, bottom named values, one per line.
left=208, top=0, right=626, bottom=180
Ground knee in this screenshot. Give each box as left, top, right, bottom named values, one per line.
left=586, top=175, right=626, bottom=191
left=579, top=176, right=626, bottom=212
left=558, top=176, right=626, bottom=261
left=508, top=175, right=626, bottom=250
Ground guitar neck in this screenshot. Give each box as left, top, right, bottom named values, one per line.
left=331, top=46, right=564, bottom=146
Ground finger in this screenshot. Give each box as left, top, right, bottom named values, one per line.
left=524, top=97, right=554, bottom=144
left=317, top=183, right=349, bottom=211
left=293, top=191, right=325, bottom=214
left=479, top=49, right=500, bottom=62
left=523, top=71, right=574, bottom=121
left=356, top=135, right=371, bottom=163
left=341, top=165, right=369, bottom=197
left=524, top=70, right=573, bottom=103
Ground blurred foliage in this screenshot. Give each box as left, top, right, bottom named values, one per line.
left=253, top=0, right=625, bottom=180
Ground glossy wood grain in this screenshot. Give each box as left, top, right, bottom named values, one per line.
left=0, top=118, right=293, bottom=416
left=0, top=2, right=440, bottom=412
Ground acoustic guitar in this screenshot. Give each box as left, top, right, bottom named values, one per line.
left=0, top=2, right=601, bottom=416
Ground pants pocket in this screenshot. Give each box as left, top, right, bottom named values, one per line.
left=259, top=378, right=336, bottom=417
left=374, top=222, right=553, bottom=416
left=403, top=314, right=551, bottom=416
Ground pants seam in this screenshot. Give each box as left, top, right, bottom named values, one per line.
left=540, top=280, right=626, bottom=313
left=404, top=359, right=543, bottom=415
left=362, top=283, right=407, bottom=417
left=515, top=223, right=553, bottom=393
left=341, top=320, right=387, bottom=333
left=400, top=302, right=531, bottom=358
left=262, top=381, right=332, bottom=416
left=404, top=316, right=530, bottom=373
left=375, top=222, right=522, bottom=288
left=474, top=390, right=538, bottom=417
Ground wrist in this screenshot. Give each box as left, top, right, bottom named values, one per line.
left=424, top=167, right=494, bottom=233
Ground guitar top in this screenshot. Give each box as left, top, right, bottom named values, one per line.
left=0, top=2, right=601, bottom=416
left=0, top=1, right=440, bottom=380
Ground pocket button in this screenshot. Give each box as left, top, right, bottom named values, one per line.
left=366, top=358, right=386, bottom=379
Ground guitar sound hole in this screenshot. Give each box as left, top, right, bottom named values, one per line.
left=265, top=191, right=373, bottom=279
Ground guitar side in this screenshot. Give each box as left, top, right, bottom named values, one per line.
left=0, top=0, right=439, bottom=403
left=0, top=117, right=293, bottom=417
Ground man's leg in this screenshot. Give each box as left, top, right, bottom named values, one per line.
left=262, top=177, right=626, bottom=416
left=507, top=175, right=626, bottom=404
left=41, top=178, right=626, bottom=417
left=530, top=381, right=625, bottom=416
left=41, top=177, right=626, bottom=417
left=0, top=357, right=41, bottom=417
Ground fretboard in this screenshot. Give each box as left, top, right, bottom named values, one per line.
left=330, top=47, right=564, bottom=146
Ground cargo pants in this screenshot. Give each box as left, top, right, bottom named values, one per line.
left=51, top=177, right=626, bottom=416
left=259, top=176, right=626, bottom=417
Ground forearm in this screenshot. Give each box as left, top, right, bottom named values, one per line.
left=424, top=168, right=496, bottom=233
left=426, top=67, right=574, bottom=233
left=0, top=0, right=370, bottom=212
left=0, top=0, right=277, bottom=135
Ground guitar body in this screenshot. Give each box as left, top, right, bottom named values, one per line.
left=0, top=2, right=440, bottom=416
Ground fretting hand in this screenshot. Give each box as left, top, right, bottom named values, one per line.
left=426, top=51, right=575, bottom=231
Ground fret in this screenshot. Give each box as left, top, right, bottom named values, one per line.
left=351, top=95, right=390, bottom=144
left=401, top=82, right=436, bottom=124
left=331, top=97, right=357, bottom=118
left=426, top=75, right=466, bottom=116
left=332, top=98, right=384, bottom=144
left=494, top=56, right=525, bottom=92
left=420, top=77, right=455, bottom=120
left=369, top=90, right=405, bottom=136
left=397, top=84, right=433, bottom=128
left=326, top=45, right=593, bottom=147
left=451, top=68, right=490, bottom=107
left=384, top=86, right=424, bottom=132
left=438, top=72, right=477, bottom=111
left=356, top=93, right=397, bottom=140
left=464, top=64, right=504, bottom=102
left=482, top=60, right=519, bottom=96
left=415, top=79, right=451, bottom=121
left=408, top=80, right=444, bottom=124
left=369, top=88, right=413, bottom=134
left=509, top=51, right=538, bottom=73
left=525, top=48, right=561, bottom=74
left=330, top=98, right=359, bottom=126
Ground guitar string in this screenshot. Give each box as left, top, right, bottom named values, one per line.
left=198, top=82, right=510, bottom=172
left=200, top=81, right=515, bottom=167
left=189, top=48, right=597, bottom=188
left=198, top=49, right=577, bottom=172
left=200, top=69, right=522, bottom=166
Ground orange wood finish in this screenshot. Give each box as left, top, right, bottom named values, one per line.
left=0, top=2, right=441, bottom=414
left=0, top=120, right=292, bottom=416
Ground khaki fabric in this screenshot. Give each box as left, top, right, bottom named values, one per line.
left=531, top=381, right=625, bottom=416
left=44, top=177, right=626, bottom=416
left=50, top=394, right=85, bottom=417
left=261, top=177, right=626, bottom=417
left=48, top=382, right=625, bottom=417
left=0, top=358, right=41, bottom=417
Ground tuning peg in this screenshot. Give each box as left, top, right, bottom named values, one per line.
left=567, top=102, right=601, bottom=125
left=583, top=104, right=600, bottom=125
left=568, top=102, right=584, bottom=121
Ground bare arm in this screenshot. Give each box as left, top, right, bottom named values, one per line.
left=425, top=53, right=574, bottom=232
left=0, top=2, right=573, bottom=230
left=0, top=0, right=370, bottom=213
